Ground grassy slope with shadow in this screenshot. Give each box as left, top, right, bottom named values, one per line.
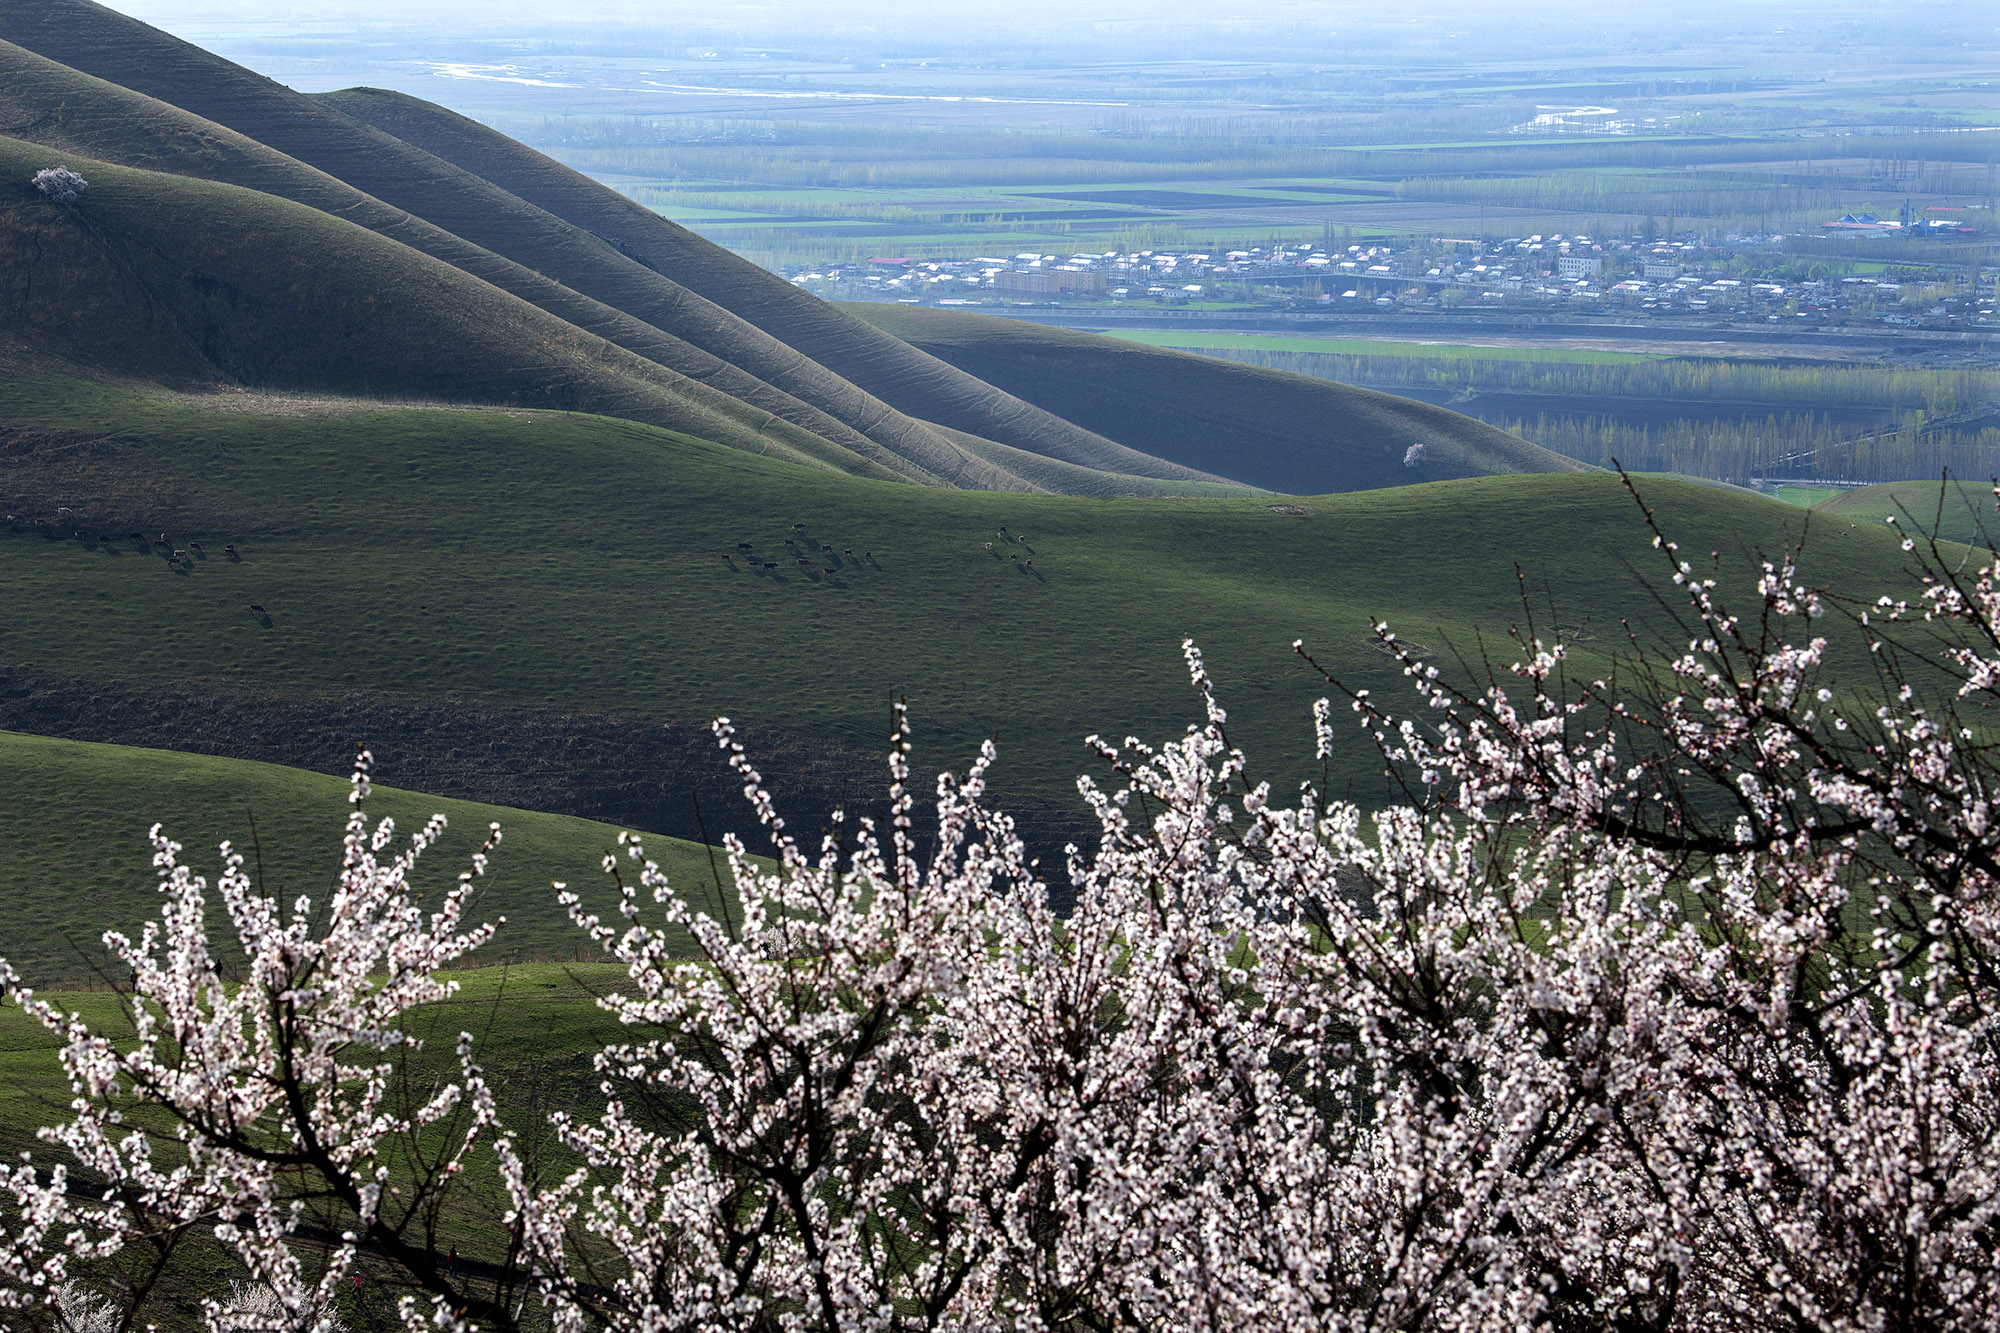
left=844, top=303, right=1593, bottom=494
left=0, top=356, right=1933, bottom=878
left=313, top=86, right=1245, bottom=488
left=1, top=1, right=1195, bottom=494
left=0, top=732, right=736, bottom=987
left=1818, top=478, right=2000, bottom=549
left=0, top=37, right=1041, bottom=490
left=0, top=134, right=917, bottom=479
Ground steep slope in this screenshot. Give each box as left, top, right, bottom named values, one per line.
left=0, top=38, right=1010, bottom=487
left=845, top=305, right=1595, bottom=494
left=309, top=87, right=1245, bottom=484
left=0, top=135, right=913, bottom=477
left=0, top=0, right=1209, bottom=493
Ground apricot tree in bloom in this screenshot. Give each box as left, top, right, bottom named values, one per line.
left=0, top=755, right=518, bottom=1332
left=4, top=480, right=2000, bottom=1331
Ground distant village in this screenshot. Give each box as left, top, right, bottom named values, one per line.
left=785, top=220, right=1996, bottom=329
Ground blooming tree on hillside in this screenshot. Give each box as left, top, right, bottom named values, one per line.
left=2, top=478, right=1998, bottom=1331
left=30, top=167, right=87, bottom=203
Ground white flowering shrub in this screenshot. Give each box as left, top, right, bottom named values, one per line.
left=31, top=167, right=88, bottom=203
left=49, top=1281, right=117, bottom=1333
left=0, top=755, right=511, bottom=1332
left=3, top=479, right=1999, bottom=1330
left=215, top=1281, right=348, bottom=1333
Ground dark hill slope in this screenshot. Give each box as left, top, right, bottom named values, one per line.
left=0, top=0, right=1209, bottom=493
left=846, top=305, right=1593, bottom=494
left=312, top=87, right=1250, bottom=484
left=0, top=38, right=1001, bottom=487
left=0, top=135, right=909, bottom=476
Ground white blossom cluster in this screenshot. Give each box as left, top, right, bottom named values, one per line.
left=0, top=754, right=507, bottom=1332
left=30, top=166, right=87, bottom=203
left=3, top=490, right=2000, bottom=1331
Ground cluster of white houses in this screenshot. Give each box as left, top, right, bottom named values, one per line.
left=783, top=224, right=1992, bottom=325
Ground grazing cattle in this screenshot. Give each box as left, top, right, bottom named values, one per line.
left=737, top=542, right=753, bottom=552
left=791, top=522, right=806, bottom=532
left=820, top=543, right=832, bottom=553
left=249, top=604, right=265, bottom=613
left=844, top=548, right=854, bottom=557
left=223, top=544, right=238, bottom=558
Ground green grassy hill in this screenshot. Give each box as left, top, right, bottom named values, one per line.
left=0, top=0, right=1555, bottom=498
left=315, top=86, right=1236, bottom=486
left=0, top=733, right=732, bottom=986
left=1817, top=478, right=1999, bottom=548
left=0, top=1, right=1228, bottom=494
left=0, top=37, right=1053, bottom=489
left=0, top=134, right=929, bottom=478
left=846, top=304, right=1592, bottom=494
left=0, top=355, right=1928, bottom=879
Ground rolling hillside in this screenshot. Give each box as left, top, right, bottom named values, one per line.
left=315, top=87, right=1250, bottom=484
left=0, top=2, right=1948, bottom=981
left=0, top=0, right=1570, bottom=497
left=847, top=304, right=1593, bottom=494
left=0, top=0, right=1219, bottom=493
left=0, top=355, right=1931, bottom=879
left=0, top=37, right=1047, bottom=487
left=0, top=135, right=936, bottom=478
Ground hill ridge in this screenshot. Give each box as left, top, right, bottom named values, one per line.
left=0, top=132, right=930, bottom=478
left=0, top=38, right=1014, bottom=484
left=318, top=86, right=1232, bottom=486
left=0, top=1, right=1058, bottom=490
left=845, top=304, right=1595, bottom=494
